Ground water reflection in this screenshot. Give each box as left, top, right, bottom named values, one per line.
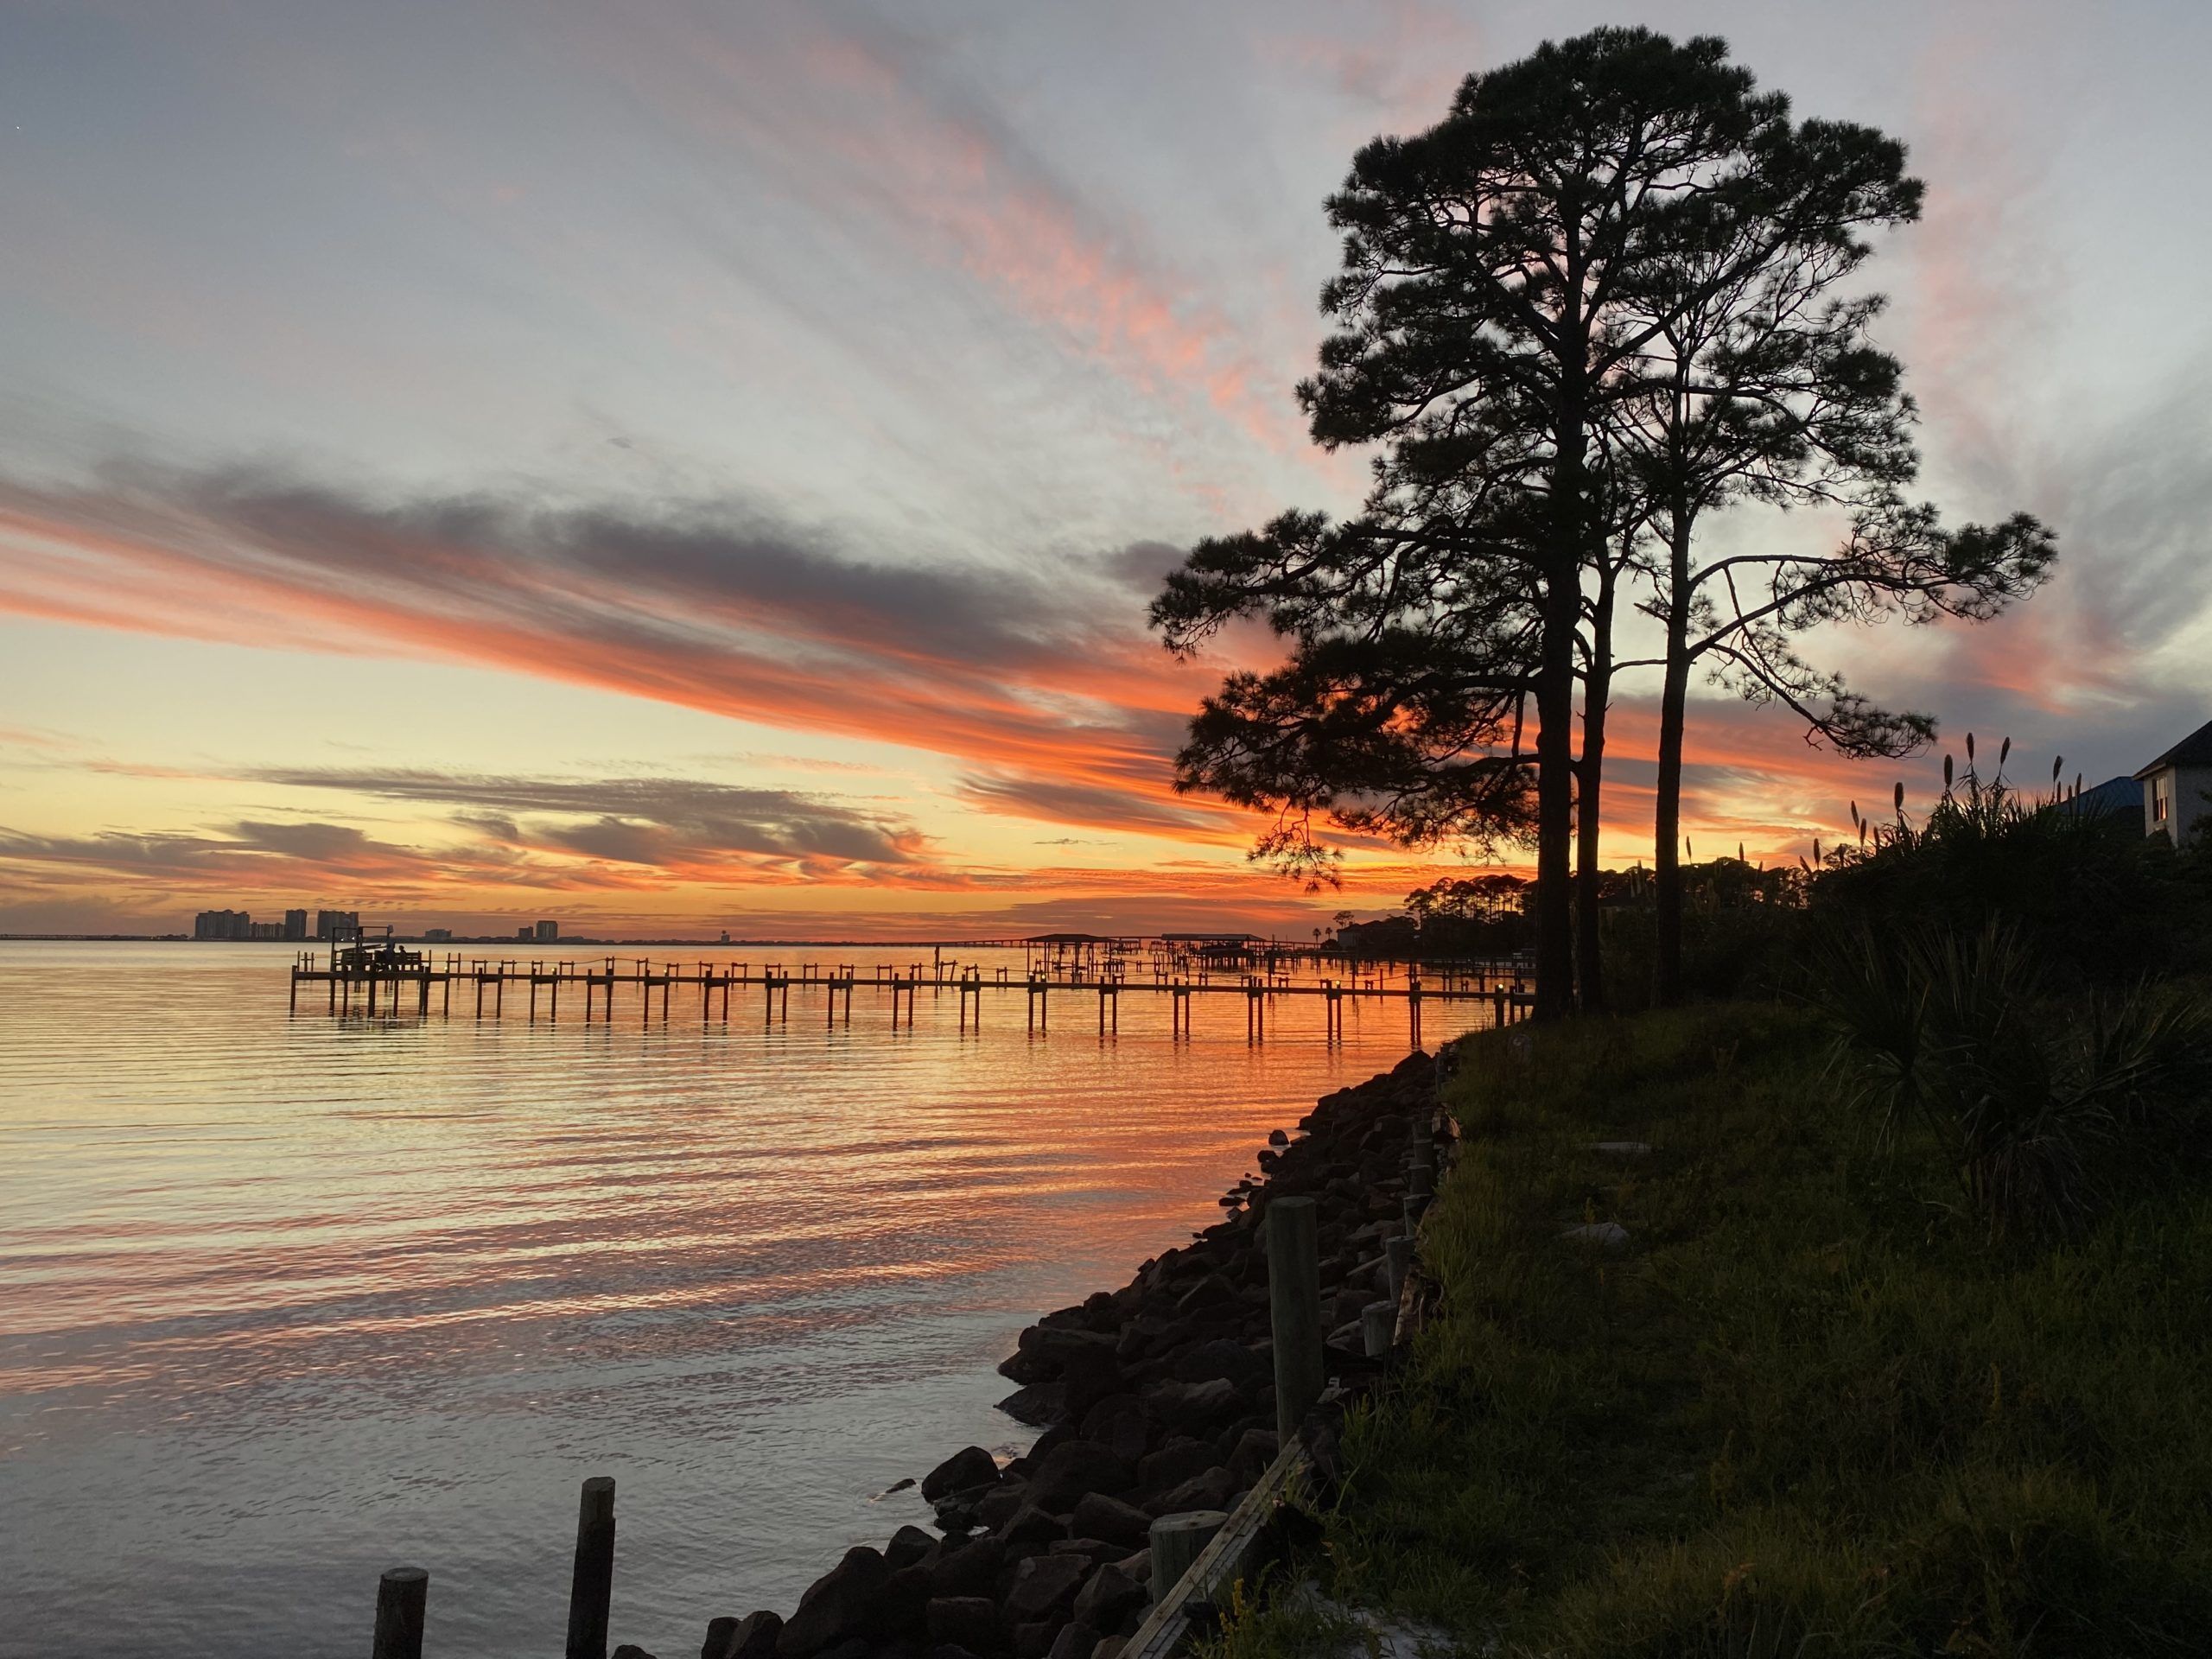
left=0, top=941, right=1489, bottom=1658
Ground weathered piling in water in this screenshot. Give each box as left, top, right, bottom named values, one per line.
left=372, top=1567, right=428, bottom=1659
left=565, top=1475, right=616, bottom=1659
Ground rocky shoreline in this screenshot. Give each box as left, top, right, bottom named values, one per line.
left=641, top=1050, right=1448, bottom=1659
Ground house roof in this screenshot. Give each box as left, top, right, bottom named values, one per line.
left=2057, top=775, right=2139, bottom=818
left=2133, top=716, right=2212, bottom=779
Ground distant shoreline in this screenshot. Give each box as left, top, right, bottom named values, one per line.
left=0, top=933, right=1313, bottom=949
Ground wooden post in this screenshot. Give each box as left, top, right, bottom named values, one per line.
left=1149, top=1510, right=1228, bottom=1607
left=1402, top=1190, right=1430, bottom=1235
left=1383, top=1233, right=1412, bottom=1300
left=1266, top=1195, right=1322, bottom=1444
left=1362, top=1300, right=1395, bottom=1358
left=566, top=1475, right=616, bottom=1659
left=372, top=1566, right=429, bottom=1659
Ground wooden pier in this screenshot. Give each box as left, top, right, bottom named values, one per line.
left=289, top=945, right=1535, bottom=1040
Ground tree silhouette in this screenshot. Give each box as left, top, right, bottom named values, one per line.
left=1166, top=28, right=1845, bottom=1017
left=1154, top=26, right=2056, bottom=1018
left=1598, top=121, right=2054, bottom=1001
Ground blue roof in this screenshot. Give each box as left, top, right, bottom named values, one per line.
left=2058, top=775, right=2139, bottom=819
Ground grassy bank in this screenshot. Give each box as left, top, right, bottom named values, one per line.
left=1223, top=1003, right=2212, bottom=1656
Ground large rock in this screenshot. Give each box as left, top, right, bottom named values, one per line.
left=778, top=1548, right=890, bottom=1657
left=882, top=1564, right=934, bottom=1638
left=1171, top=1338, right=1268, bottom=1395
left=1024, top=1439, right=1134, bottom=1512
left=1002, top=1554, right=1090, bottom=1624
left=613, top=1648, right=658, bottom=1659
left=887, top=1525, right=939, bottom=1571
left=923, top=1447, right=1001, bottom=1503
left=1071, top=1564, right=1147, bottom=1634
left=1001, top=1500, right=1067, bottom=1548
left=1046, top=1624, right=1102, bottom=1659
left=1226, top=1427, right=1279, bottom=1485
left=1143, top=1466, right=1236, bottom=1517
left=976, top=1485, right=1027, bottom=1530
left=1141, top=1378, right=1241, bottom=1434
left=1172, top=1274, right=1239, bottom=1317
left=930, top=1536, right=1004, bottom=1599
left=1135, top=1440, right=1218, bottom=1497
left=1009, top=1325, right=1120, bottom=1381
left=1048, top=1536, right=1128, bottom=1566
left=1077, top=1394, right=1150, bottom=1465
left=1069, top=1491, right=1151, bottom=1551
left=997, top=1383, right=1066, bottom=1427
left=703, top=1611, right=782, bottom=1659
left=924, top=1598, right=1001, bottom=1656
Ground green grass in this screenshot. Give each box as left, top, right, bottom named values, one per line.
left=1211, top=1004, right=2212, bottom=1657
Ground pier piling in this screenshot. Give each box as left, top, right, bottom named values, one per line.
left=372, top=1567, right=429, bottom=1659
left=1383, top=1233, right=1412, bottom=1300
left=1148, top=1511, right=1228, bottom=1609
left=564, top=1476, right=616, bottom=1659
left=1265, top=1195, right=1322, bottom=1444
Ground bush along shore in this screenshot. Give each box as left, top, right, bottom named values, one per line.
left=625, top=1051, right=1446, bottom=1659
left=1199, top=1002, right=2212, bottom=1659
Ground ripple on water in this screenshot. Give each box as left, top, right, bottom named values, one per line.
left=0, top=940, right=1489, bottom=1658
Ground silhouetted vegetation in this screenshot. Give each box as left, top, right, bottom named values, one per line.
left=1149, top=22, right=2204, bottom=1651
left=1203, top=1006, right=2212, bottom=1658
left=1155, top=24, right=2054, bottom=1020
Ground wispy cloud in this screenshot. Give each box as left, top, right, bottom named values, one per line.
left=0, top=459, right=1260, bottom=846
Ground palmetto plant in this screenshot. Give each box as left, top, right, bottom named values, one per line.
left=1813, top=919, right=2212, bottom=1240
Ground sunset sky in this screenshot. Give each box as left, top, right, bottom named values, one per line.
left=3, top=0, right=2209, bottom=938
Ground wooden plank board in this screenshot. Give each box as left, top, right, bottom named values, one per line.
left=1122, top=1438, right=1313, bottom=1659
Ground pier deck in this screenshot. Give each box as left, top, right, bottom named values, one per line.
left=289, top=950, right=1535, bottom=1039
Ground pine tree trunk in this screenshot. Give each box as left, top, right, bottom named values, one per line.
left=1532, top=391, right=1586, bottom=1022
left=1653, top=522, right=1694, bottom=1007
left=1576, top=568, right=1615, bottom=1014
left=1535, top=573, right=1578, bottom=1021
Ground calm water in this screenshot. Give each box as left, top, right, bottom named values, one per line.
left=0, top=941, right=1484, bottom=1658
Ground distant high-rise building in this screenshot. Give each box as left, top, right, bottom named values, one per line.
left=316, top=909, right=360, bottom=940
left=516, top=925, right=533, bottom=941
left=249, top=920, right=284, bottom=940
left=423, top=927, right=453, bottom=943
left=534, top=919, right=559, bottom=943
left=283, top=908, right=308, bottom=940
left=194, top=908, right=251, bottom=939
